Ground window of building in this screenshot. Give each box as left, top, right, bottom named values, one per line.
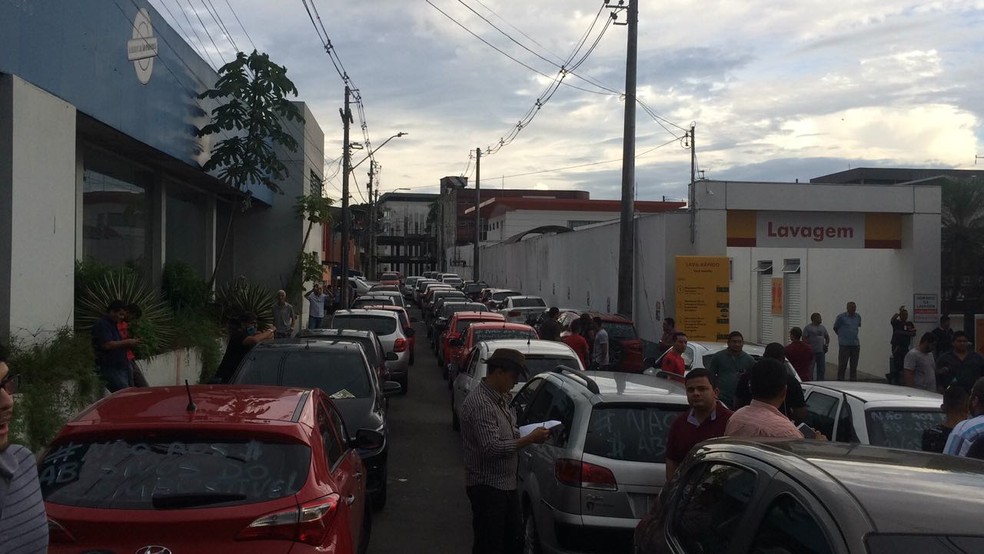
left=166, top=184, right=207, bottom=277
left=82, top=153, right=153, bottom=277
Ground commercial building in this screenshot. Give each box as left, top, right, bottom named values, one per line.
left=0, top=1, right=325, bottom=340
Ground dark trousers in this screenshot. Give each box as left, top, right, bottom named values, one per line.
left=98, top=365, right=131, bottom=392
left=466, top=485, right=522, bottom=554
left=837, top=345, right=860, bottom=381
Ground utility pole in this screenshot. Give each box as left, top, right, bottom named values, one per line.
left=474, top=148, right=481, bottom=282
left=339, top=86, right=353, bottom=309
left=614, top=0, right=638, bottom=318
left=367, top=162, right=375, bottom=279
left=689, top=124, right=696, bottom=244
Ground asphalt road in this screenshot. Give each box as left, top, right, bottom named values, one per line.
left=369, top=308, right=472, bottom=553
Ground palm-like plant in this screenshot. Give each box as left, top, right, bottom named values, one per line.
left=75, top=269, right=174, bottom=357
left=941, top=178, right=984, bottom=309
left=215, top=279, right=275, bottom=330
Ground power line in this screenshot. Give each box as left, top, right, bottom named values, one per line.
left=176, top=0, right=219, bottom=68
left=223, top=0, right=256, bottom=51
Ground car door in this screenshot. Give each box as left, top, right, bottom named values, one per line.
left=803, top=388, right=845, bottom=441
left=454, top=346, right=483, bottom=417
left=743, top=477, right=851, bottom=554
left=319, top=399, right=365, bottom=547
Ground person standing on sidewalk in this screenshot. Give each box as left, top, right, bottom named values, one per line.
left=459, top=349, right=549, bottom=554
left=272, top=289, right=296, bottom=339
left=92, top=300, right=140, bottom=392
left=304, top=283, right=326, bottom=329
left=785, top=327, right=814, bottom=382
left=834, top=301, right=862, bottom=381
left=803, top=312, right=829, bottom=380
left=889, top=306, right=917, bottom=385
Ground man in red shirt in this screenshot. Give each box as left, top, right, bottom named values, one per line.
left=785, top=327, right=815, bottom=381
left=665, top=368, right=732, bottom=479
left=562, top=319, right=590, bottom=369
left=661, top=332, right=687, bottom=376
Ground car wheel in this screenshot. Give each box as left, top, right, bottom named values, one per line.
left=358, top=501, right=372, bottom=554
left=371, top=463, right=388, bottom=510
left=451, top=396, right=460, bottom=431
left=523, top=501, right=541, bottom=554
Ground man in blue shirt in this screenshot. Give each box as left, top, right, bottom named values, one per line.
left=91, top=300, right=140, bottom=392
left=833, top=301, right=862, bottom=381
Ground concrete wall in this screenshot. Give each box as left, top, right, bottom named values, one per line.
left=140, top=347, right=208, bottom=386
left=0, top=75, right=76, bottom=341
left=488, top=209, right=618, bottom=242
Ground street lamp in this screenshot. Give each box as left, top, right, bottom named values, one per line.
left=357, top=132, right=407, bottom=279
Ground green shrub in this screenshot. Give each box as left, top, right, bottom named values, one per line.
left=7, top=328, right=101, bottom=452
left=216, top=278, right=274, bottom=330
left=162, top=262, right=212, bottom=315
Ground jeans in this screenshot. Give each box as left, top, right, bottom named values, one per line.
left=308, top=316, right=323, bottom=329
left=466, top=485, right=522, bottom=554
left=98, top=365, right=131, bottom=393
left=837, top=345, right=860, bottom=381
left=813, top=351, right=826, bottom=380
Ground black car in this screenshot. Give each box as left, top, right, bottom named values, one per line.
left=295, top=327, right=397, bottom=383
left=643, top=438, right=984, bottom=554
left=431, top=301, right=489, bottom=354
left=230, top=340, right=401, bottom=509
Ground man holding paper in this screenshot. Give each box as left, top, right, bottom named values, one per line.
left=460, top=348, right=550, bottom=554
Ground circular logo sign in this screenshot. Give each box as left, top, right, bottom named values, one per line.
left=127, top=8, right=159, bottom=85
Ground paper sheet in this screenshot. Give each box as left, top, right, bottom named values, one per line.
left=519, top=420, right=563, bottom=438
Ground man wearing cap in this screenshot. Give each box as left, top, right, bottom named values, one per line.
left=460, top=348, right=550, bottom=554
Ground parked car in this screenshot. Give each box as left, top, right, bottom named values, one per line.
left=401, top=276, right=423, bottom=299
left=413, top=279, right=439, bottom=305
left=424, top=289, right=468, bottom=328
left=348, top=275, right=372, bottom=296
left=431, top=302, right=489, bottom=357
left=446, top=321, right=538, bottom=380
left=801, top=381, right=944, bottom=450
left=378, top=271, right=401, bottom=284
left=438, top=310, right=503, bottom=370
left=461, top=281, right=488, bottom=301
left=497, top=295, right=547, bottom=323
left=511, top=369, right=690, bottom=553
left=420, top=283, right=454, bottom=311
left=648, top=438, right=984, bottom=554
left=231, top=341, right=400, bottom=509
left=559, top=311, right=644, bottom=372
left=41, top=385, right=382, bottom=553
left=295, top=327, right=396, bottom=382
left=350, top=304, right=417, bottom=366
left=351, top=295, right=401, bottom=310
left=331, top=309, right=413, bottom=393
left=485, top=288, right=522, bottom=310
left=649, top=341, right=800, bottom=381
left=438, top=273, right=460, bottom=283
left=451, top=339, right=586, bottom=431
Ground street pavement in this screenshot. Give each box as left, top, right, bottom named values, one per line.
left=370, top=309, right=472, bottom=553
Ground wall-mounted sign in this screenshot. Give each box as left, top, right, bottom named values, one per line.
left=771, top=278, right=783, bottom=315
left=676, top=256, right=730, bottom=341
left=728, top=211, right=902, bottom=249
left=128, top=8, right=158, bottom=85
left=912, top=294, right=938, bottom=324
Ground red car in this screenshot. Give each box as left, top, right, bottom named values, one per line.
left=446, top=321, right=539, bottom=380
left=558, top=310, right=645, bottom=372
left=41, top=386, right=381, bottom=553
left=439, top=311, right=506, bottom=370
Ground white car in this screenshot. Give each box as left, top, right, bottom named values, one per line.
left=801, top=381, right=944, bottom=450
left=648, top=341, right=801, bottom=382
left=451, top=339, right=585, bottom=431
left=331, top=309, right=413, bottom=394
left=497, top=295, right=547, bottom=323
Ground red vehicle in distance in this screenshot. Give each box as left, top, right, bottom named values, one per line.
left=41, top=385, right=382, bottom=554
left=439, top=311, right=506, bottom=372
left=446, top=321, right=539, bottom=381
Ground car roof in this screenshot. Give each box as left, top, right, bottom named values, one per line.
left=478, top=339, right=576, bottom=356
left=697, top=438, right=984, bottom=535
left=62, top=385, right=314, bottom=428
left=451, top=311, right=504, bottom=321
left=253, top=340, right=365, bottom=353
left=582, top=370, right=689, bottom=402
left=334, top=309, right=399, bottom=319
left=469, top=321, right=533, bottom=331
left=804, top=381, right=942, bottom=406
left=296, top=328, right=377, bottom=339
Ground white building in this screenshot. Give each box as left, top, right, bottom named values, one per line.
left=481, top=178, right=942, bottom=378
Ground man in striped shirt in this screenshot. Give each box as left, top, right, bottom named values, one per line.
left=0, top=346, right=49, bottom=552
left=460, top=348, right=549, bottom=554
left=944, top=377, right=984, bottom=457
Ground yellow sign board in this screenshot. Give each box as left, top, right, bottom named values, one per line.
left=675, top=256, right=730, bottom=341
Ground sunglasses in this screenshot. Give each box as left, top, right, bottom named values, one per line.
left=0, top=373, right=19, bottom=395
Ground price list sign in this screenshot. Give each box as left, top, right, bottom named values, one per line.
left=675, top=256, right=730, bottom=341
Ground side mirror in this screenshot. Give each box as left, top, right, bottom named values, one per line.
left=405, top=328, right=416, bottom=337
left=382, top=380, right=402, bottom=397
left=352, top=428, right=385, bottom=450
left=385, top=351, right=399, bottom=361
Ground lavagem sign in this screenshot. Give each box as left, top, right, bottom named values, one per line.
left=766, top=222, right=854, bottom=242
left=755, top=212, right=864, bottom=248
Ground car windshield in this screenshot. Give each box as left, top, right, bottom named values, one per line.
left=602, top=321, right=638, bottom=340
left=492, top=291, right=520, bottom=301
left=353, top=298, right=396, bottom=308
left=511, top=298, right=546, bottom=308
left=381, top=272, right=399, bottom=280
left=525, top=355, right=579, bottom=376
left=474, top=329, right=536, bottom=342
left=40, top=436, right=310, bottom=509
left=331, top=315, right=398, bottom=336
left=456, top=318, right=497, bottom=334
left=583, top=404, right=687, bottom=462
left=236, top=350, right=372, bottom=399
left=865, top=409, right=945, bottom=450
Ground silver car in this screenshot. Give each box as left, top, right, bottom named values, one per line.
left=331, top=309, right=413, bottom=394
left=801, top=381, right=944, bottom=450
left=451, top=339, right=584, bottom=431
left=497, top=295, right=547, bottom=323
left=513, top=370, right=689, bottom=554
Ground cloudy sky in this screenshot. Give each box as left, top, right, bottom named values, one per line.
left=149, top=0, right=984, bottom=203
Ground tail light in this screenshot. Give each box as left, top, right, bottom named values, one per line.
left=237, top=494, right=340, bottom=545
left=555, top=458, right=618, bottom=491
left=47, top=518, right=76, bottom=543
left=393, top=338, right=407, bottom=352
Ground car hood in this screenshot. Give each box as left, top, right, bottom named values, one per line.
left=331, top=396, right=385, bottom=439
